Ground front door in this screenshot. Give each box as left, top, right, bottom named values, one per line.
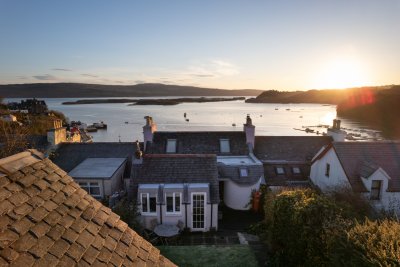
left=191, top=193, right=206, bottom=231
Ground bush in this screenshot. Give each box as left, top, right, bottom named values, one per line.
left=330, top=219, right=400, bottom=266
left=267, top=189, right=354, bottom=266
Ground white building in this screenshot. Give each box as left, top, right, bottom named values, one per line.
left=310, top=142, right=400, bottom=214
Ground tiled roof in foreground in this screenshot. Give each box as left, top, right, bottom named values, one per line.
left=0, top=150, right=175, bottom=266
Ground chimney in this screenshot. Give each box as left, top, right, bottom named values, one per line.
left=129, top=140, right=143, bottom=201
left=143, top=116, right=157, bottom=151
left=243, top=114, right=255, bottom=150
left=327, top=119, right=346, bottom=142
left=47, top=119, right=66, bottom=146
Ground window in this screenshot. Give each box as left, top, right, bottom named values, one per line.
left=370, top=180, right=382, bottom=200
left=276, top=167, right=285, bottom=175
left=292, top=167, right=301, bottom=174
left=166, top=139, right=177, bottom=153
left=325, top=163, right=330, bottom=177
left=240, top=168, right=248, bottom=177
left=220, top=139, right=230, bottom=153
left=141, top=193, right=157, bottom=214
left=166, top=192, right=181, bottom=213
left=79, top=182, right=101, bottom=197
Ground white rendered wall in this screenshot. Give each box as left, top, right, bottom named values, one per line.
left=361, top=169, right=400, bottom=214
left=224, top=177, right=262, bottom=210
left=310, top=148, right=351, bottom=191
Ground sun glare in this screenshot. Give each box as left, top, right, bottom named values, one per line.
left=313, top=58, right=371, bottom=89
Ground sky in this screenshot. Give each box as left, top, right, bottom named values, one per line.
left=0, top=0, right=400, bottom=90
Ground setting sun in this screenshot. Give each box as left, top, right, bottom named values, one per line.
left=313, top=58, right=371, bottom=89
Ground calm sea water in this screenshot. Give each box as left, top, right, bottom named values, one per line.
left=6, top=98, right=382, bottom=142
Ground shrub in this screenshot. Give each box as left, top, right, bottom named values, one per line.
left=267, top=188, right=353, bottom=266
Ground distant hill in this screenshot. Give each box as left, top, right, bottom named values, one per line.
left=245, top=85, right=394, bottom=104
left=0, top=83, right=263, bottom=98
left=337, top=85, right=400, bottom=138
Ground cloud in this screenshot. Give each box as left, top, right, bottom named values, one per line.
left=33, top=74, right=57, bottom=80
left=81, top=73, right=98, bottom=78
left=186, top=59, right=239, bottom=78
left=134, top=80, right=145, bottom=84
left=191, top=74, right=215, bottom=78
left=52, top=68, right=72, bottom=71
left=16, top=76, right=28, bottom=80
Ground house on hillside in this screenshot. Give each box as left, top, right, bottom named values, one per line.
left=0, top=150, right=175, bottom=266
left=132, top=153, right=219, bottom=232
left=143, top=115, right=264, bottom=211
left=254, top=136, right=333, bottom=188
left=310, top=142, right=400, bottom=214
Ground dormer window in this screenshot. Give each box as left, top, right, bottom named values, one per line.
left=370, top=180, right=382, bottom=200
left=276, top=167, right=285, bottom=175
left=240, top=168, right=248, bottom=177
left=166, top=139, right=177, bottom=153
left=220, top=139, right=230, bottom=153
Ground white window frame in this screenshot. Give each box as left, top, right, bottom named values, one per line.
left=191, top=192, right=207, bottom=231
left=140, top=193, right=157, bottom=215
left=165, top=192, right=182, bottom=214
left=276, top=167, right=285, bottom=175
left=220, top=139, right=230, bottom=153
left=370, top=180, right=382, bottom=200
left=79, top=181, right=102, bottom=198
left=166, top=139, right=177, bottom=153
left=240, top=168, right=248, bottom=177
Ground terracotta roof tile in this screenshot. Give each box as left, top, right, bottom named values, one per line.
left=0, top=151, right=176, bottom=266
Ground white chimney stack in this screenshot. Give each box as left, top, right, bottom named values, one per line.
left=327, top=119, right=346, bottom=142
left=143, top=116, right=157, bottom=151
left=243, top=114, right=255, bottom=150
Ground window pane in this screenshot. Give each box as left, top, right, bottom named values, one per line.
left=175, top=194, right=181, bottom=212
left=325, top=163, right=330, bottom=177
left=220, top=139, right=230, bottom=153
left=240, top=168, right=248, bottom=177
left=141, top=194, right=148, bottom=212
left=371, top=180, right=382, bottom=200
left=90, top=187, right=100, bottom=196
left=276, top=167, right=284, bottom=175
left=149, top=197, right=157, bottom=213
left=166, top=196, right=173, bottom=212
left=292, top=167, right=301, bottom=174
left=166, top=139, right=177, bottom=153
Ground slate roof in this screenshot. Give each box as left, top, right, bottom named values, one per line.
left=146, top=131, right=249, bottom=155
left=332, top=142, right=400, bottom=192
left=135, top=154, right=219, bottom=203
left=52, top=142, right=141, bottom=177
left=0, top=150, right=175, bottom=266
left=254, top=136, right=333, bottom=162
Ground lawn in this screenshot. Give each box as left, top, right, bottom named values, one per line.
left=158, top=245, right=258, bottom=267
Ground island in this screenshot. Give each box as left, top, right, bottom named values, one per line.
left=62, top=97, right=246, bottom=105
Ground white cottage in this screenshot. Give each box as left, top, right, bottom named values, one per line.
left=310, top=141, right=400, bottom=214
left=133, top=154, right=219, bottom=232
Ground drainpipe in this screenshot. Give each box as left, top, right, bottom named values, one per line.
left=185, top=203, right=188, bottom=229
left=210, top=203, right=213, bottom=229
left=159, top=204, right=163, bottom=224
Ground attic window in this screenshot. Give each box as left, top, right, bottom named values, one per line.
left=240, top=168, right=248, bottom=177
left=166, top=139, right=177, bottom=153
left=325, top=163, right=330, bottom=177
left=220, top=139, right=230, bottom=153
left=292, top=167, right=301, bottom=174
left=276, top=167, right=285, bottom=175
left=370, top=180, right=382, bottom=200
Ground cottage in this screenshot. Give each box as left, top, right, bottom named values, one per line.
left=310, top=141, right=400, bottom=214
left=132, top=154, right=219, bottom=232
left=68, top=157, right=127, bottom=199
left=254, top=136, right=332, bottom=188
left=0, top=150, right=175, bottom=266
left=52, top=142, right=140, bottom=199
left=143, top=115, right=264, bottom=211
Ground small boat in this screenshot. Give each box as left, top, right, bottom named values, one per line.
left=186, top=119, right=189, bottom=122
left=184, top=112, right=187, bottom=118
left=125, top=121, right=128, bottom=124
left=93, top=121, right=107, bottom=129
left=286, top=108, right=290, bottom=111
left=86, top=125, right=98, bottom=132
left=232, top=123, right=236, bottom=127
left=275, top=108, right=278, bottom=110
left=299, top=116, right=303, bottom=118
